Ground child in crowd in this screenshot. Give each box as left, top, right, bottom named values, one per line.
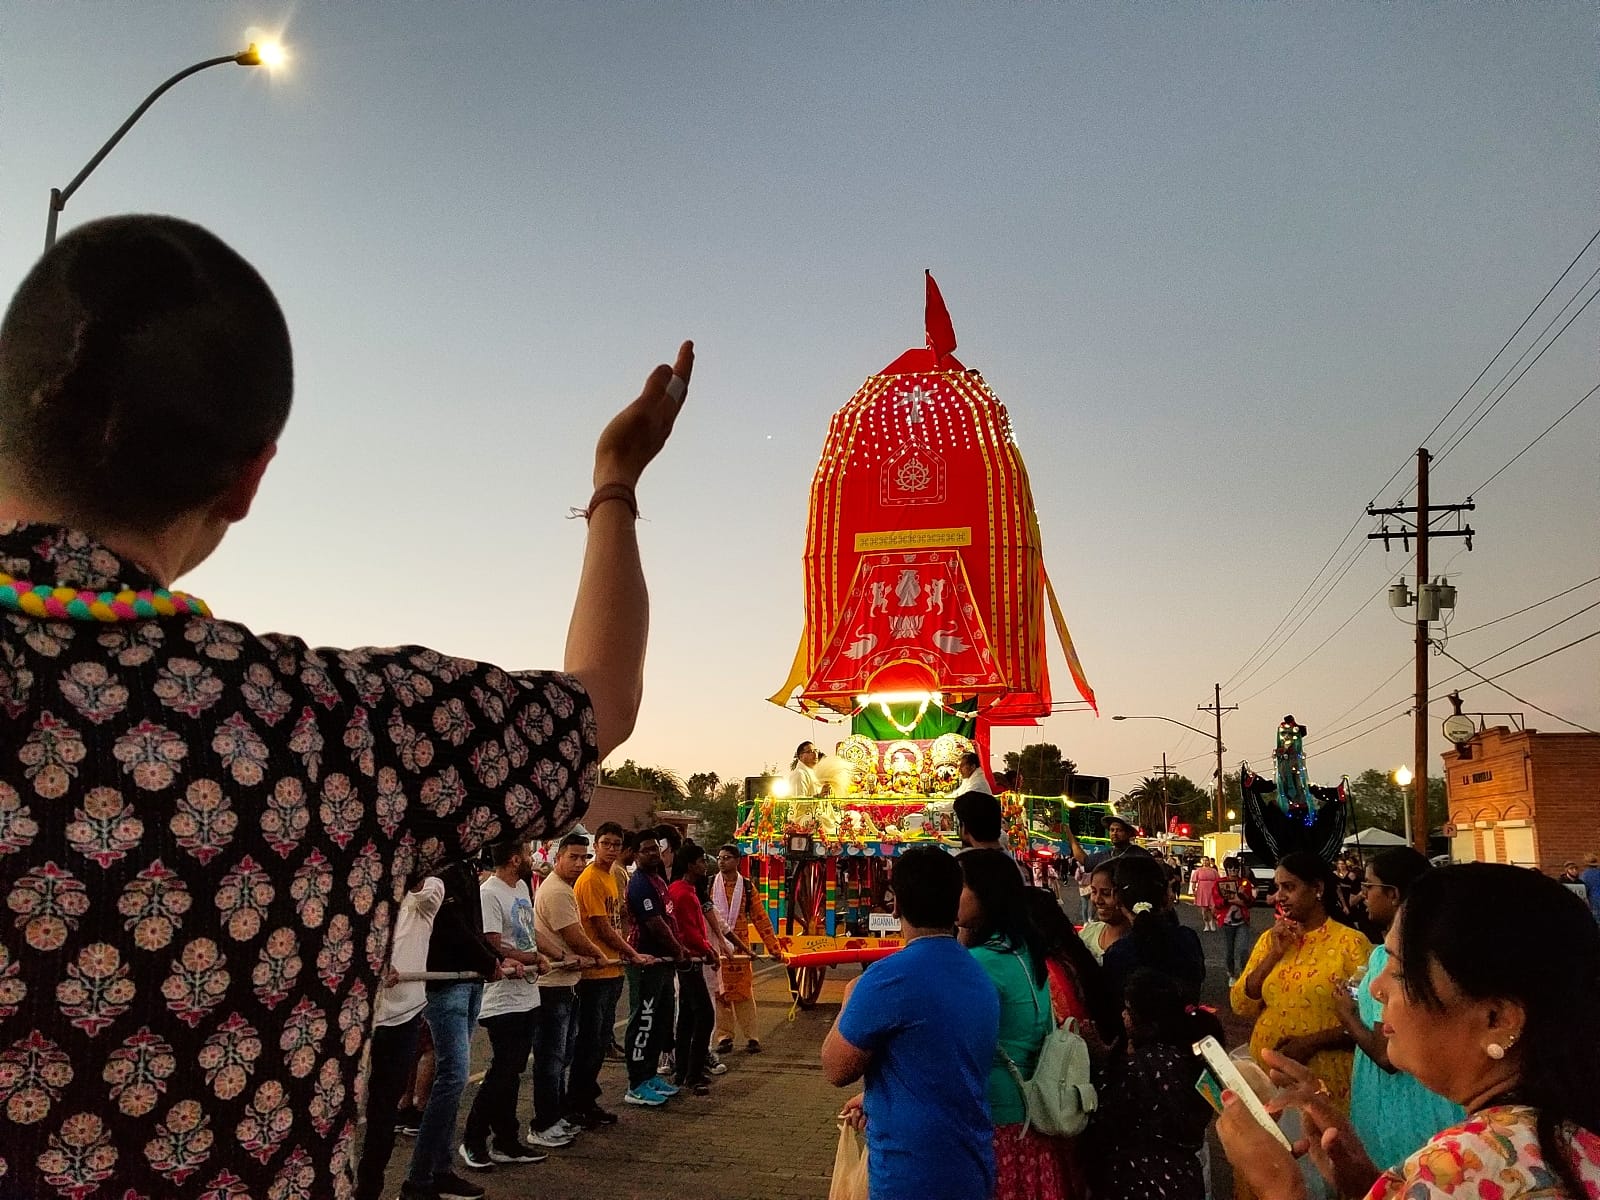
left=1088, top=969, right=1221, bottom=1200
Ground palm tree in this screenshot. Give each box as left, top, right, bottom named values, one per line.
left=1125, top=776, right=1168, bottom=834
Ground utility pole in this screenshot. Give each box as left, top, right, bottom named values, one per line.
left=1153, top=753, right=1174, bottom=833
left=1368, top=447, right=1474, bottom=854
left=1198, top=683, right=1237, bottom=833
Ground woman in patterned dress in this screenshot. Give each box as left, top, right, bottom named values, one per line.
left=1218, top=862, right=1600, bottom=1200
left=1230, top=852, right=1372, bottom=1112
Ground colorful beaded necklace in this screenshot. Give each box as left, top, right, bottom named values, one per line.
left=0, top=571, right=210, bottom=621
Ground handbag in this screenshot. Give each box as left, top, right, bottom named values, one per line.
left=996, top=947, right=1097, bottom=1138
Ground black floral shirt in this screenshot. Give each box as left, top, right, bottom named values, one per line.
left=0, top=524, right=597, bottom=1199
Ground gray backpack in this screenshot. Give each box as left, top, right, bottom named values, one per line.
left=997, top=949, right=1097, bottom=1138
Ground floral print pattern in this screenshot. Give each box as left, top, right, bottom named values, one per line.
left=1369, top=1105, right=1600, bottom=1200
left=0, top=524, right=596, bottom=1197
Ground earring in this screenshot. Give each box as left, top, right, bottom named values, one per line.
left=1485, top=1034, right=1519, bottom=1060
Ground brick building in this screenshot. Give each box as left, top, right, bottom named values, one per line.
left=1443, top=726, right=1600, bottom=870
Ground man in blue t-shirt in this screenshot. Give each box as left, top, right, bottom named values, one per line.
left=821, top=846, right=1000, bottom=1200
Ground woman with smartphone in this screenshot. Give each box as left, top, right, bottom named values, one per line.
left=1218, top=863, right=1600, bottom=1200
left=1335, top=849, right=1465, bottom=1170
left=1229, top=852, right=1372, bottom=1112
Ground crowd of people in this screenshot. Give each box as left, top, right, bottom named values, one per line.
left=352, top=822, right=782, bottom=1199
left=2, top=217, right=1599, bottom=1200
left=821, top=787, right=1600, bottom=1200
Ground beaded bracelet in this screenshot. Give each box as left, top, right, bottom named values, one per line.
left=569, top=482, right=639, bottom=521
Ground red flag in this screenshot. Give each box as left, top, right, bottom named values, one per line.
left=925, top=270, right=957, bottom=360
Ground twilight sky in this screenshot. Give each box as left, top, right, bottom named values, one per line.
left=3, top=3, right=1596, bottom=796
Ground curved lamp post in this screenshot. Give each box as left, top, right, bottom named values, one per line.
left=44, top=42, right=280, bottom=250
left=1112, top=713, right=1228, bottom=831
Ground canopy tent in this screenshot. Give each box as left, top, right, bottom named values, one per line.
left=1342, top=827, right=1409, bottom=847
left=769, top=273, right=1095, bottom=727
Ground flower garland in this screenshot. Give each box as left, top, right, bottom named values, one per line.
left=0, top=572, right=210, bottom=621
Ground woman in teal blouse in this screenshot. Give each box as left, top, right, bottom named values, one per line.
left=958, top=851, right=1074, bottom=1200
left=1337, top=847, right=1466, bottom=1169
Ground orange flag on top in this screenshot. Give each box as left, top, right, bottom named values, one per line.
left=925, top=270, right=957, bottom=361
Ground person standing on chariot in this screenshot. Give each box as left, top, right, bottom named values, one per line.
left=787, top=740, right=822, bottom=796
left=711, top=844, right=783, bottom=1054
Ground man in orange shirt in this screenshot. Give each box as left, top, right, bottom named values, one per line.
left=570, top=822, right=648, bottom=1126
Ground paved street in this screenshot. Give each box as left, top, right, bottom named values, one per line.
left=375, top=905, right=1261, bottom=1200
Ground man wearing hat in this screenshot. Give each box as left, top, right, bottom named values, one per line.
left=1067, top=812, right=1152, bottom=871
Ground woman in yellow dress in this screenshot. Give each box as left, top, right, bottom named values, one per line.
left=1230, top=851, right=1372, bottom=1111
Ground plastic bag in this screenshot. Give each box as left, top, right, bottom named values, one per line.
left=828, top=1122, right=869, bottom=1200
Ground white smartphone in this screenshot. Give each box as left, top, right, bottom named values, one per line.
left=1192, top=1035, right=1293, bottom=1151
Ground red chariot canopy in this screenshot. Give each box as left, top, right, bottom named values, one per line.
left=770, top=274, right=1096, bottom=722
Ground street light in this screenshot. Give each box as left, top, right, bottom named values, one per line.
left=1394, top=765, right=1414, bottom=844
left=1112, top=713, right=1228, bottom=831
left=43, top=41, right=282, bottom=250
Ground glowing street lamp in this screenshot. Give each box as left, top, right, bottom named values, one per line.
left=44, top=42, right=284, bottom=249
left=1394, top=765, right=1414, bottom=843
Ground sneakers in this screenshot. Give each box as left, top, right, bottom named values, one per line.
left=394, top=1106, right=423, bottom=1136
left=554, top=1118, right=583, bottom=1139
left=648, top=1075, right=680, bottom=1097
left=624, top=1084, right=666, bottom=1107
left=714, top=1037, right=734, bottom=1054
left=434, top=1171, right=487, bottom=1200
left=572, top=1106, right=618, bottom=1128
left=456, top=1143, right=492, bottom=1173
left=692, top=1082, right=711, bottom=1097
left=487, top=1135, right=547, bottom=1165
left=526, top=1123, right=575, bottom=1149
left=746, top=1039, right=763, bottom=1054
left=707, top=1057, right=729, bottom=1076
left=397, top=1183, right=436, bottom=1200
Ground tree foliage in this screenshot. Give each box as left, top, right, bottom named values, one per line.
left=1001, top=743, right=1077, bottom=794
left=601, top=759, right=685, bottom=808
left=1126, top=773, right=1212, bottom=834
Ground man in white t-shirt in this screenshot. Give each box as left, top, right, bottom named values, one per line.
left=356, top=873, right=444, bottom=1200
left=459, top=842, right=551, bottom=1171
left=532, top=834, right=608, bottom=1146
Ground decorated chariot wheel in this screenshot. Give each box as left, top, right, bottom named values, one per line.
left=787, top=860, right=830, bottom=1010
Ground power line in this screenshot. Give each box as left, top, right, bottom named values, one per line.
left=1471, top=380, right=1600, bottom=495
left=1216, top=226, right=1600, bottom=704
left=1414, top=223, right=1600, bottom=454
left=1449, top=575, right=1600, bottom=637
left=1436, top=646, right=1597, bottom=733
left=1219, top=510, right=1371, bottom=691
left=1454, top=628, right=1600, bottom=701
left=1229, top=537, right=1383, bottom=695
left=1433, top=276, right=1600, bottom=468
left=1298, top=596, right=1600, bottom=751
left=1237, top=562, right=1410, bottom=703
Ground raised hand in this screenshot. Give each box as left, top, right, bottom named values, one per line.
left=593, top=341, right=694, bottom=489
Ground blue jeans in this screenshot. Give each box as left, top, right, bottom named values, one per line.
left=571, top=976, right=625, bottom=1115
left=407, top=982, right=481, bottom=1184
left=531, top=985, right=578, bottom=1130
left=1223, top=922, right=1252, bottom=977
